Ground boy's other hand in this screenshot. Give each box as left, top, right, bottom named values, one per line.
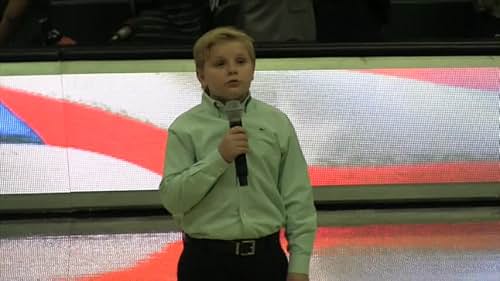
left=218, top=126, right=248, bottom=163
left=287, top=273, right=309, bottom=281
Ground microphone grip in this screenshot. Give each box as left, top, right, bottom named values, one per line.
left=235, top=154, right=248, bottom=186
left=229, top=120, right=248, bottom=186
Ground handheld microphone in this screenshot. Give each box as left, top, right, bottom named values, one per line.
left=223, top=100, right=248, bottom=186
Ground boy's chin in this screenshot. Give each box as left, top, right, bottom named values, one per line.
left=214, top=91, right=249, bottom=103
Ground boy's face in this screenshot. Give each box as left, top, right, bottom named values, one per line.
left=197, top=40, right=255, bottom=103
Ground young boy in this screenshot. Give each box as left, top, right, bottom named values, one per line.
left=159, top=26, right=317, bottom=281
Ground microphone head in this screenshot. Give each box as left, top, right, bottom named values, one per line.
left=223, top=100, right=243, bottom=123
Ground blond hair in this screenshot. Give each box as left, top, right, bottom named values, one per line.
left=193, top=26, right=255, bottom=70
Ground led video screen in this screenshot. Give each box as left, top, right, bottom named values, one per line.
left=2, top=222, right=500, bottom=281
left=1, top=59, right=499, bottom=195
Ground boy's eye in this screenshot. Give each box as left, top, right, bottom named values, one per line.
left=236, top=58, right=247, bottom=64
left=214, top=61, right=225, bottom=67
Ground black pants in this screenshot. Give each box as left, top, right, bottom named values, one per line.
left=178, top=232, right=288, bottom=281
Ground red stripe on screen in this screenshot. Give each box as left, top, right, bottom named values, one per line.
left=357, top=68, right=500, bottom=91
left=0, top=87, right=167, bottom=174
left=309, top=162, right=500, bottom=186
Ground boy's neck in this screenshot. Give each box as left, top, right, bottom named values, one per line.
left=204, top=92, right=252, bottom=110
left=207, top=92, right=250, bottom=104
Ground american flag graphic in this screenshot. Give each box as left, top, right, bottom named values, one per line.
left=1, top=68, right=499, bottom=195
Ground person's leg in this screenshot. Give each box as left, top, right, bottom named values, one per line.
left=178, top=243, right=235, bottom=281
left=239, top=245, right=289, bottom=281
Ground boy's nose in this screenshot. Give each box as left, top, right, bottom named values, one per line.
left=227, top=63, right=238, bottom=74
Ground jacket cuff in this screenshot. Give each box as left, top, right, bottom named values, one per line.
left=288, top=253, right=311, bottom=275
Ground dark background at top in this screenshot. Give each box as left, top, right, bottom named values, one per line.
left=2, top=1, right=498, bottom=44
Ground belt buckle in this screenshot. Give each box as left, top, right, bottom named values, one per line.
left=235, top=240, right=256, bottom=256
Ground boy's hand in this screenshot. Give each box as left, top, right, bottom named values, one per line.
left=218, top=126, right=248, bottom=163
left=287, top=273, right=309, bottom=281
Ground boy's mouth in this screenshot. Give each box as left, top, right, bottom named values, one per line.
left=225, top=80, right=241, bottom=86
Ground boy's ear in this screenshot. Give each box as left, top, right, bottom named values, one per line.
left=196, top=69, right=207, bottom=88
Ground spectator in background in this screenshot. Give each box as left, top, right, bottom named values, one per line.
left=0, top=0, right=30, bottom=46
left=314, top=0, right=391, bottom=42
left=475, top=0, right=500, bottom=17
left=111, top=0, right=210, bottom=44
left=474, top=0, right=500, bottom=38
left=0, top=0, right=75, bottom=47
left=211, top=0, right=316, bottom=42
